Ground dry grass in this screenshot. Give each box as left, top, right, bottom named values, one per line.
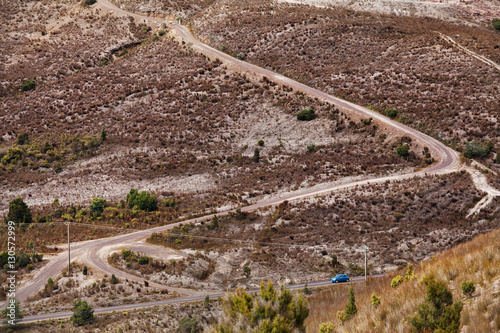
left=306, top=225, right=500, bottom=332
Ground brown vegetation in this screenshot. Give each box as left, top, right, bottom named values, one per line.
left=193, top=1, right=500, bottom=149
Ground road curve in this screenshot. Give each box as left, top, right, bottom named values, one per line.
left=21, top=275, right=379, bottom=323
left=8, top=0, right=462, bottom=315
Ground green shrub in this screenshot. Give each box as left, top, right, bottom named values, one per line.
left=297, top=108, right=315, bottom=121
left=2, top=301, right=23, bottom=324
left=361, top=118, right=373, bottom=125
left=461, top=281, right=475, bottom=298
left=492, top=18, right=500, bottom=31
left=463, top=141, right=491, bottom=159
left=158, top=29, right=165, bottom=36
left=8, top=197, right=32, bottom=223
left=243, top=265, right=251, bottom=278
left=236, top=53, right=246, bottom=60
left=307, top=144, right=316, bottom=153
left=214, top=281, right=308, bottom=332
left=17, top=132, right=29, bottom=145
left=110, top=274, right=119, bottom=284
left=257, top=139, right=264, bottom=146
left=90, top=197, right=105, bottom=217
left=70, top=300, right=94, bottom=326
left=386, top=109, right=398, bottom=119
left=82, top=0, right=96, bottom=5
left=83, top=266, right=88, bottom=275
left=396, top=145, right=409, bottom=157
left=2, top=147, right=24, bottom=165
left=126, top=189, right=158, bottom=211
left=411, top=278, right=462, bottom=333
left=178, top=317, right=198, bottom=333
left=21, top=79, right=36, bottom=92
left=138, top=256, right=151, bottom=265
left=391, top=275, right=403, bottom=288
left=252, top=148, right=260, bottom=162
left=345, top=284, right=357, bottom=318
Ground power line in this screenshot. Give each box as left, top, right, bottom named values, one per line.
left=11, top=221, right=323, bottom=249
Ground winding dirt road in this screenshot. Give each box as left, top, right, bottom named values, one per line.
left=9, top=0, right=500, bottom=322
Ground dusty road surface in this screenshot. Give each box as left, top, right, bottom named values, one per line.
left=21, top=274, right=382, bottom=323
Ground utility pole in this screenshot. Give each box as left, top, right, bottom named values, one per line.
left=65, top=222, right=71, bottom=274
left=362, top=245, right=369, bottom=281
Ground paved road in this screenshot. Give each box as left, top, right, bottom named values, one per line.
left=6, top=0, right=461, bottom=319
left=21, top=275, right=379, bottom=323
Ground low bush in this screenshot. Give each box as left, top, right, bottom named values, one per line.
left=297, top=108, right=315, bottom=121
left=386, top=109, right=398, bottom=119
left=493, top=18, right=500, bottom=31
left=461, top=281, right=475, bottom=298
left=178, top=317, right=198, bottom=333
left=463, top=141, right=491, bottom=159
left=126, top=189, right=158, bottom=212
left=21, top=79, right=36, bottom=92
left=396, top=145, right=409, bottom=157
left=391, top=275, right=403, bottom=288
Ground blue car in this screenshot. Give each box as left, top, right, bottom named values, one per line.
left=331, top=274, right=350, bottom=283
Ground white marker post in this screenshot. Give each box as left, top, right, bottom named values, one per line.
left=362, top=245, right=369, bottom=281
left=65, top=222, right=71, bottom=275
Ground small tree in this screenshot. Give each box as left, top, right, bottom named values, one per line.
left=90, top=197, right=105, bottom=217
left=411, top=278, right=462, bottom=333
left=100, top=127, right=106, bottom=142
left=370, top=293, right=381, bottom=308
left=2, top=300, right=23, bottom=325
left=83, top=266, right=88, bottom=275
left=461, top=281, right=475, bottom=298
left=8, top=197, right=32, bottom=224
left=110, top=274, right=119, bottom=284
left=330, top=254, right=338, bottom=267
left=345, top=284, right=357, bottom=318
left=127, top=189, right=158, bottom=211
left=252, top=148, right=260, bottom=162
left=45, top=277, right=56, bottom=292
left=257, top=139, right=264, bottom=146
left=318, top=322, right=335, bottom=333
left=204, top=295, right=210, bottom=308
left=243, top=265, right=251, bottom=278
left=391, top=275, right=403, bottom=288
left=70, top=300, right=94, bottom=326
left=396, top=145, right=409, bottom=157
left=302, top=283, right=311, bottom=295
